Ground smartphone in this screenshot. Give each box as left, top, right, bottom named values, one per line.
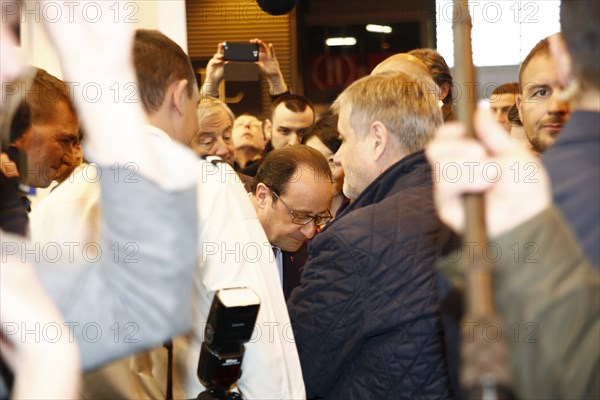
left=223, top=42, right=259, bottom=62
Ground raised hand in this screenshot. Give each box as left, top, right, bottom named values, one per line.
left=426, top=108, right=551, bottom=238
left=251, top=38, right=288, bottom=95
left=201, top=42, right=226, bottom=98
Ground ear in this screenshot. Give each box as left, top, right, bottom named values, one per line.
left=171, top=79, right=190, bottom=116
left=254, top=182, right=270, bottom=208
left=369, top=121, right=389, bottom=162
left=549, top=34, right=572, bottom=88
left=516, top=93, right=524, bottom=123
left=439, top=82, right=451, bottom=101
left=263, top=119, right=272, bottom=141
left=12, top=128, right=32, bottom=151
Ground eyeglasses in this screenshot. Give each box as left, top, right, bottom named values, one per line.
left=269, top=188, right=333, bottom=227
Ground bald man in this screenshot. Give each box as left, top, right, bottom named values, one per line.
left=371, top=53, right=432, bottom=77
left=371, top=53, right=445, bottom=114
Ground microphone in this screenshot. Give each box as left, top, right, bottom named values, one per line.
left=256, top=0, right=297, bottom=15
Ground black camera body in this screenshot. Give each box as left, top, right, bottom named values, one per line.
left=197, top=288, right=260, bottom=400
left=223, top=43, right=259, bottom=62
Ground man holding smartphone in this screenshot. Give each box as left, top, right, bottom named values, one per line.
left=201, top=39, right=289, bottom=99
left=201, top=39, right=316, bottom=177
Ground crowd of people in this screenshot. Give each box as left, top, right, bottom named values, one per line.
left=1, top=0, right=598, bottom=399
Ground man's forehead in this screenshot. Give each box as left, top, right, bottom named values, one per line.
left=200, top=118, right=231, bottom=132
left=237, top=114, right=259, bottom=121
left=491, top=93, right=517, bottom=107
left=33, top=103, right=77, bottom=126
left=207, top=111, right=231, bottom=124
left=521, top=53, right=559, bottom=83
left=273, top=103, right=313, bottom=122
left=31, top=124, right=79, bottom=141
left=283, top=176, right=330, bottom=212
left=336, top=105, right=353, bottom=131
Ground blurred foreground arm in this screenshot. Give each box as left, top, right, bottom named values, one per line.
left=426, top=110, right=599, bottom=399
left=1, top=256, right=80, bottom=399
left=28, top=1, right=199, bottom=369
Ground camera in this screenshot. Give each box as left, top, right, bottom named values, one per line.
left=223, top=43, right=259, bottom=62
left=197, top=287, right=260, bottom=400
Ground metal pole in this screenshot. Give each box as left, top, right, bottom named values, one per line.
left=452, top=1, right=513, bottom=398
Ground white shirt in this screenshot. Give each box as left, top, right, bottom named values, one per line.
left=42, top=128, right=305, bottom=399
left=172, top=159, right=305, bottom=399
left=272, top=246, right=284, bottom=286
left=29, top=163, right=102, bottom=263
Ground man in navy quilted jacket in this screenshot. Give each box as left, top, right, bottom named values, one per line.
left=288, top=71, right=453, bottom=398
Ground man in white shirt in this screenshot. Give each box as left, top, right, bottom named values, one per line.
left=61, top=29, right=305, bottom=399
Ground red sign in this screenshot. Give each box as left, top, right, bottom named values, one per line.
left=310, top=54, right=358, bottom=91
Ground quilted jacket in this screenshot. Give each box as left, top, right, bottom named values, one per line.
left=288, top=151, right=453, bottom=399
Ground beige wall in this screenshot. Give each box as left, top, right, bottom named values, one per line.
left=186, top=0, right=297, bottom=118
left=20, top=0, right=188, bottom=79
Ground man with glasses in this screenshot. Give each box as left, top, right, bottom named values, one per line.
left=250, top=145, right=332, bottom=300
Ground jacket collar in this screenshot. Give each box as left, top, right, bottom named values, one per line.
left=343, top=150, right=431, bottom=214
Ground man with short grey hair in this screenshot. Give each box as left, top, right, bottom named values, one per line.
left=288, top=71, right=453, bottom=399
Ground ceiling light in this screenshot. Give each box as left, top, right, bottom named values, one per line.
left=366, top=24, right=392, bottom=34
left=325, top=37, right=357, bottom=46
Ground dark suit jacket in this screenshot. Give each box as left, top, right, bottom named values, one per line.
left=0, top=170, right=28, bottom=236
left=287, top=151, right=453, bottom=399
left=240, top=141, right=273, bottom=177
left=282, top=243, right=308, bottom=301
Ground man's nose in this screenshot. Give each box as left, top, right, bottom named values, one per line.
left=288, top=134, right=300, bottom=146
left=299, top=221, right=317, bottom=239
left=214, top=138, right=229, bottom=157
